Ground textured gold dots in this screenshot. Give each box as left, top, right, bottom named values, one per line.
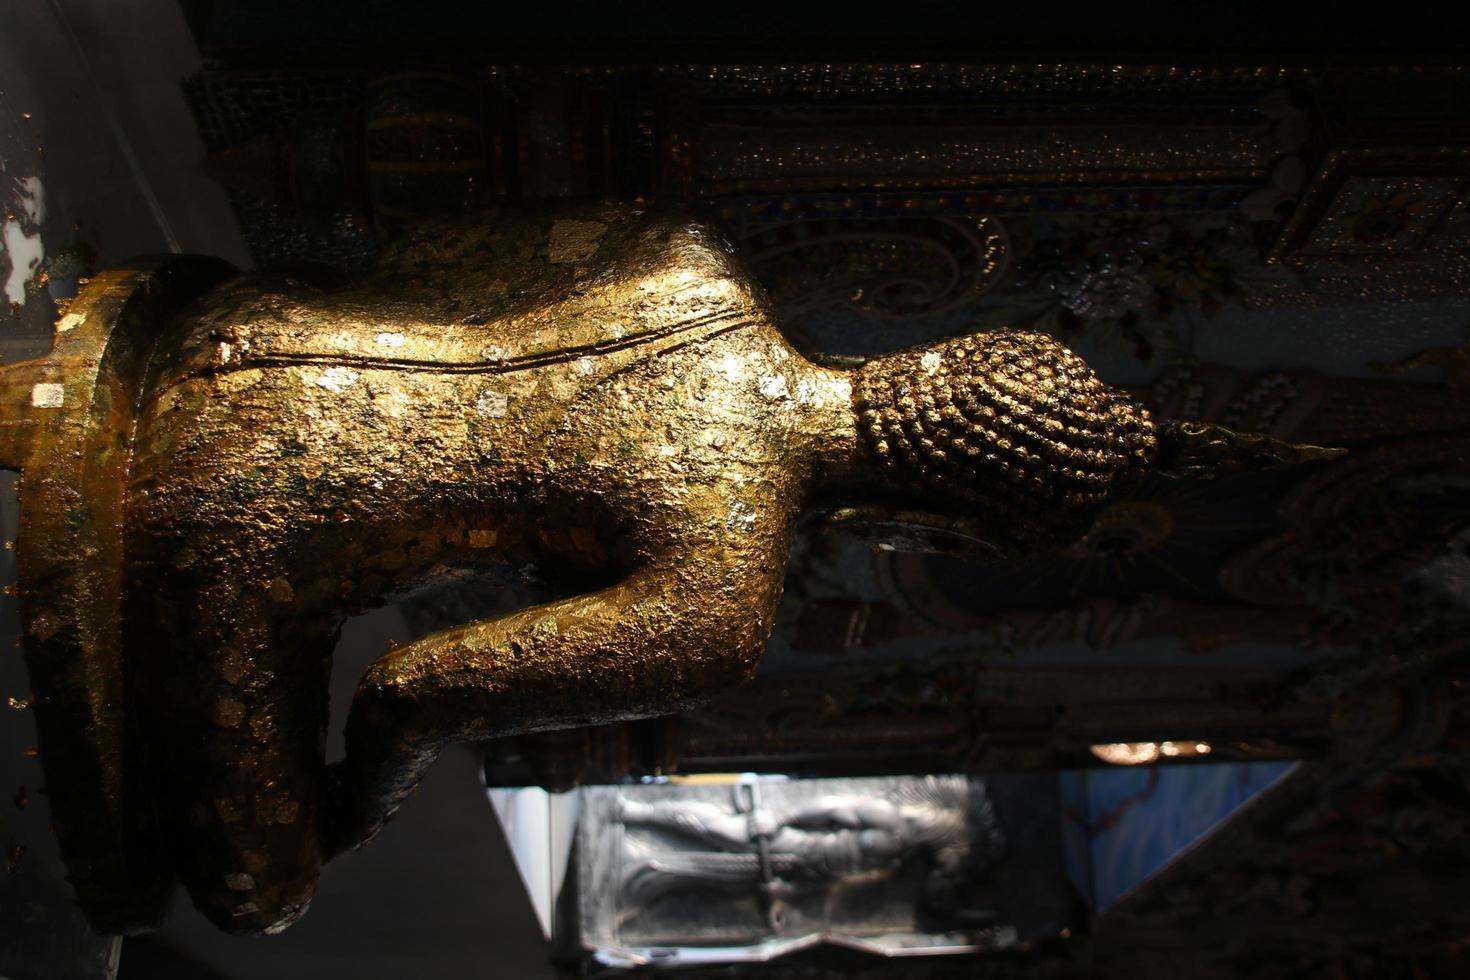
left=855, top=329, right=1157, bottom=548
left=214, top=698, right=247, bottom=728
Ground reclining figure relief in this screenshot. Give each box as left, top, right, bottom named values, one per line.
left=0, top=202, right=1337, bottom=935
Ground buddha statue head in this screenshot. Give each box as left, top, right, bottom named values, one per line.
left=847, top=329, right=1340, bottom=554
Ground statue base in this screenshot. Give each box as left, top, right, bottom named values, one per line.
left=0, top=255, right=235, bottom=933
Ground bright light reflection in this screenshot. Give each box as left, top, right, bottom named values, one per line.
left=1090, top=740, right=1213, bottom=765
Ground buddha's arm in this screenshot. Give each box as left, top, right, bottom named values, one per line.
left=324, top=525, right=791, bottom=856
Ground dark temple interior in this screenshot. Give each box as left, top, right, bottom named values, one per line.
left=2, top=3, right=1468, bottom=978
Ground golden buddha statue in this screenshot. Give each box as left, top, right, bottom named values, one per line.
left=0, top=201, right=1336, bottom=935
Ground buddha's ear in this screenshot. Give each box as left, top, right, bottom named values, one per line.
left=1154, top=421, right=1345, bottom=480
left=813, top=506, right=1005, bottom=557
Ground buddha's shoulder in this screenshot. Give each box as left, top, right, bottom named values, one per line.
left=371, top=201, right=771, bottom=356
left=159, top=202, right=774, bottom=383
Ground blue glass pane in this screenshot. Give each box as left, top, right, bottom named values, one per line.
left=1060, top=761, right=1295, bottom=911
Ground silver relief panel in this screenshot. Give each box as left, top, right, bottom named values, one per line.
left=574, top=774, right=1072, bottom=967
